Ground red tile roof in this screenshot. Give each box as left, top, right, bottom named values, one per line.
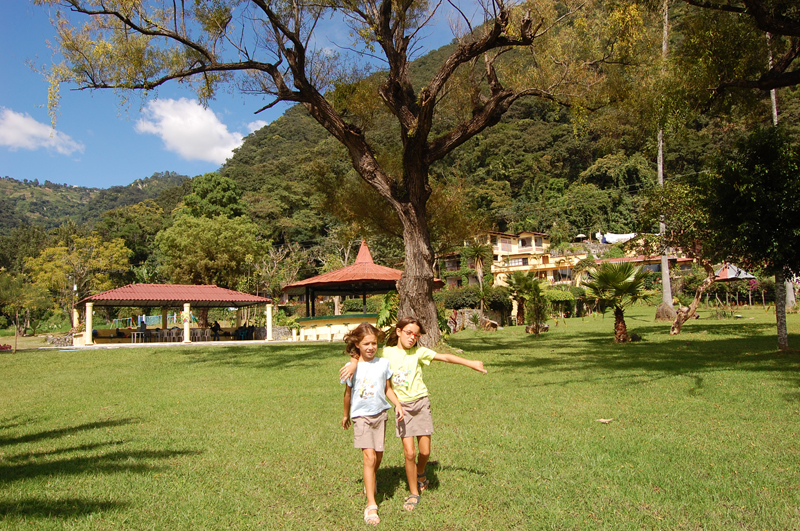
left=284, top=241, right=402, bottom=296
left=79, top=284, right=271, bottom=307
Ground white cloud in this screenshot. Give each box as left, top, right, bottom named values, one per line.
left=135, top=98, right=244, bottom=164
left=246, top=120, right=269, bottom=133
left=0, top=108, right=85, bottom=155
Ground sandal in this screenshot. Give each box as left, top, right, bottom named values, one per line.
left=403, top=494, right=420, bottom=511
left=363, top=505, right=379, bottom=525
left=417, top=472, right=429, bottom=492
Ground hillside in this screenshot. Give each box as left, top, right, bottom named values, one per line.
left=0, top=171, right=190, bottom=231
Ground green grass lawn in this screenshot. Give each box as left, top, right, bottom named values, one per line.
left=1, top=306, right=799, bottom=530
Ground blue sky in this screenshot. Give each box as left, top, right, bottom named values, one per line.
left=0, top=2, right=466, bottom=189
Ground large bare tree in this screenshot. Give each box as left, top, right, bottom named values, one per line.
left=39, top=0, right=622, bottom=345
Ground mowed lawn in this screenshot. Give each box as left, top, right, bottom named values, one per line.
left=1, top=306, right=799, bottom=530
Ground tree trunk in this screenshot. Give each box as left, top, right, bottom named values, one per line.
left=657, top=0, right=674, bottom=313
left=775, top=269, right=789, bottom=351
left=786, top=280, right=796, bottom=310
left=671, top=262, right=715, bottom=335
left=14, top=310, right=19, bottom=354
left=395, top=204, right=440, bottom=348
left=614, top=307, right=629, bottom=343
left=198, top=308, right=209, bottom=328
left=516, top=299, right=526, bottom=326
left=476, top=261, right=485, bottom=324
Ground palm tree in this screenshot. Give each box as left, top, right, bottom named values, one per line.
left=462, top=242, right=494, bottom=322
left=583, top=262, right=650, bottom=343
left=505, top=271, right=538, bottom=326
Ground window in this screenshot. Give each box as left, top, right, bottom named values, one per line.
left=519, top=237, right=532, bottom=248
left=535, top=237, right=543, bottom=248
left=508, top=258, right=529, bottom=266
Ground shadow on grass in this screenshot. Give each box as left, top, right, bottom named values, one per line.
left=1, top=448, right=201, bottom=484
left=0, top=418, right=138, bottom=447
left=0, top=415, right=28, bottom=432
left=0, top=498, right=126, bottom=519
left=449, top=319, right=800, bottom=396
left=371, top=460, right=487, bottom=500
left=179, top=343, right=343, bottom=370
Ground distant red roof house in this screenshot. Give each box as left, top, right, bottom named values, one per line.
left=78, top=284, right=271, bottom=308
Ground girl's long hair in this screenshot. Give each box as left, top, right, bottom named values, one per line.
left=385, top=316, right=426, bottom=347
left=343, top=322, right=385, bottom=356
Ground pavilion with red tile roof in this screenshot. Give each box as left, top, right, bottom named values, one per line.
left=284, top=240, right=401, bottom=316
left=284, top=240, right=443, bottom=317
left=76, top=284, right=271, bottom=347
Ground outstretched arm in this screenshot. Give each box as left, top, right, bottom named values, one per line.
left=385, top=380, right=405, bottom=422
left=342, top=385, right=352, bottom=429
left=433, top=353, right=487, bottom=374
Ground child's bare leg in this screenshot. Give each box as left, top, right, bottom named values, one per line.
left=374, top=451, right=383, bottom=483
left=362, top=449, right=378, bottom=508
left=402, top=436, right=419, bottom=497
left=416, top=435, right=431, bottom=475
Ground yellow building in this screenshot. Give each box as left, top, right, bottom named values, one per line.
left=438, top=231, right=589, bottom=288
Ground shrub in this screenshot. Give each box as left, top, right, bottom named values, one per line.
left=484, top=286, right=512, bottom=314
left=544, top=289, right=576, bottom=316
left=439, top=286, right=481, bottom=310
left=342, top=296, right=382, bottom=313
left=600, top=245, right=626, bottom=259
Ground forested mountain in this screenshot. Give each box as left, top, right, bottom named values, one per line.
left=0, top=171, right=190, bottom=232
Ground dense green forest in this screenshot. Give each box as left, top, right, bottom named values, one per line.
left=2, top=0, right=800, bottom=336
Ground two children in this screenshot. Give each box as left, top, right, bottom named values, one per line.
left=341, top=317, right=487, bottom=518
left=341, top=323, right=405, bottom=525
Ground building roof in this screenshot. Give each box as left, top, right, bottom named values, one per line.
left=78, top=284, right=271, bottom=308
left=283, top=240, right=443, bottom=296
left=488, top=230, right=548, bottom=238
left=596, top=255, right=693, bottom=265
left=283, top=241, right=402, bottom=296
left=714, top=263, right=756, bottom=281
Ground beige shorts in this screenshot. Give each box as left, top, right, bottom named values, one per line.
left=396, top=396, right=434, bottom=438
left=353, top=410, right=388, bottom=451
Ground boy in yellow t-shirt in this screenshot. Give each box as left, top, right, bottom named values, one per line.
left=340, top=316, right=487, bottom=512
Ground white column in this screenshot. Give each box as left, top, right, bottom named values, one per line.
left=292, top=328, right=298, bottom=342
left=84, top=303, right=94, bottom=346
left=72, top=308, right=79, bottom=329
left=183, top=303, right=191, bottom=343
left=266, top=304, right=274, bottom=341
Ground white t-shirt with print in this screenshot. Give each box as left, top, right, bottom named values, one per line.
left=343, top=357, right=393, bottom=419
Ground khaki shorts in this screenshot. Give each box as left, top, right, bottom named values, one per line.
left=353, top=410, right=388, bottom=451
left=396, top=396, right=434, bottom=438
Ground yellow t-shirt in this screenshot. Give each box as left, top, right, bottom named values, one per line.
left=380, top=345, right=437, bottom=403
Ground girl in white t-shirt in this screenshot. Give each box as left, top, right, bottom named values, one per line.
left=341, top=323, right=405, bottom=525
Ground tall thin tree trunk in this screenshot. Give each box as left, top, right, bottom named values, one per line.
left=765, top=33, right=794, bottom=312
left=657, top=0, right=674, bottom=315
left=14, top=310, right=19, bottom=354
left=775, top=269, right=789, bottom=351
